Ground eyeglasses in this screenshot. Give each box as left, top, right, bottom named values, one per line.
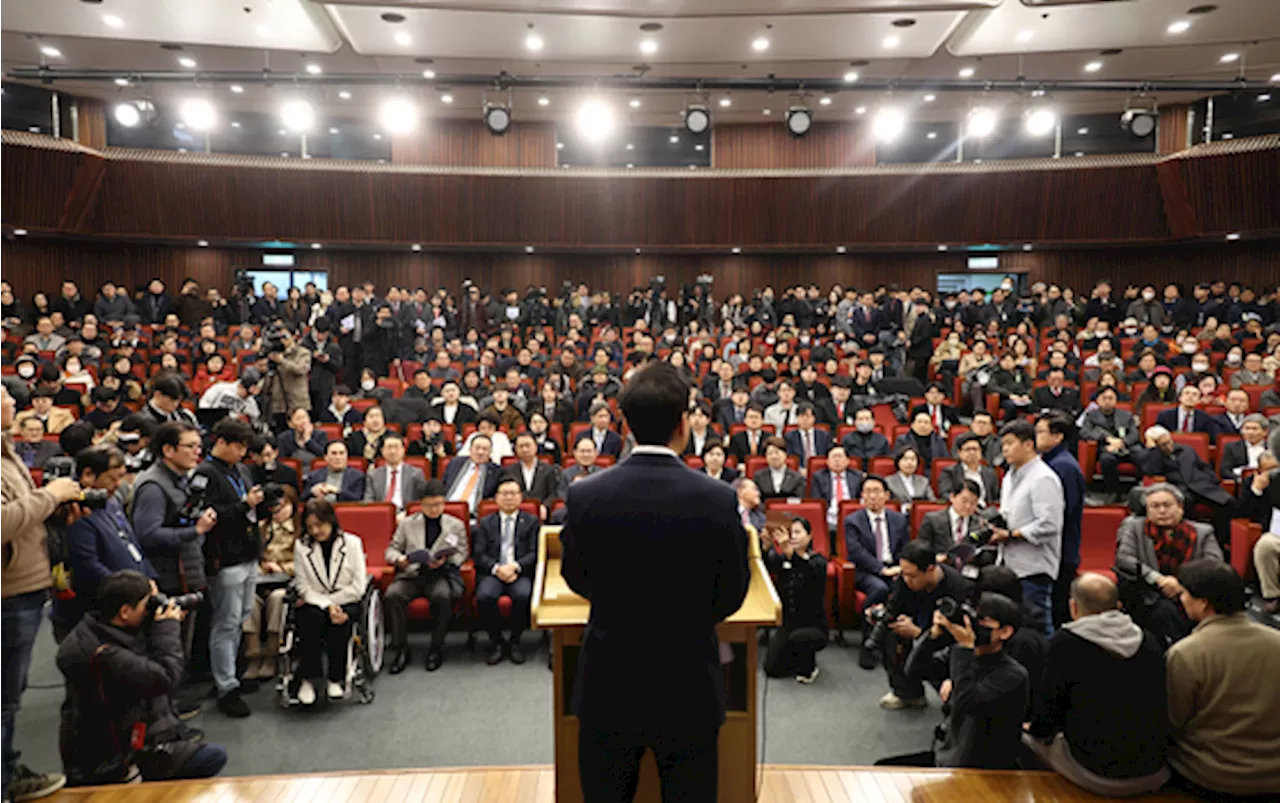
left=177, top=441, right=202, bottom=451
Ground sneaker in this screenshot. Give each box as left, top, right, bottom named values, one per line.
left=216, top=690, right=251, bottom=718
left=11, top=765, right=66, bottom=801
left=795, top=667, right=820, bottom=684
left=176, top=698, right=203, bottom=720
left=297, top=679, right=316, bottom=706
left=326, top=681, right=344, bottom=700
left=879, top=691, right=927, bottom=710
left=173, top=724, right=204, bottom=742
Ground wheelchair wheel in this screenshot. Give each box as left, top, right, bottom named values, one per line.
left=358, top=585, right=386, bottom=677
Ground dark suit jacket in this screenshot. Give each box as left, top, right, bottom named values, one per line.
left=502, top=460, right=562, bottom=504
left=561, top=451, right=750, bottom=735
left=892, top=432, right=950, bottom=466
left=432, top=401, right=479, bottom=428
left=910, top=403, right=961, bottom=432
left=753, top=467, right=806, bottom=500
left=714, top=403, right=750, bottom=430
left=783, top=428, right=832, bottom=466
left=841, top=430, right=890, bottom=462
left=1219, top=440, right=1262, bottom=480
left=935, top=463, right=1000, bottom=506
left=1135, top=445, right=1232, bottom=506
left=1079, top=408, right=1140, bottom=449
left=1213, top=413, right=1247, bottom=438
left=843, top=508, right=910, bottom=577
left=441, top=457, right=503, bottom=502
left=586, top=428, right=623, bottom=457
left=472, top=510, right=539, bottom=578
left=1155, top=408, right=1220, bottom=441
left=1031, top=387, right=1082, bottom=415
left=278, top=429, right=329, bottom=459
left=701, top=465, right=739, bottom=484
left=916, top=508, right=983, bottom=558
left=809, top=468, right=865, bottom=504
left=727, top=429, right=769, bottom=462
left=302, top=467, right=366, bottom=502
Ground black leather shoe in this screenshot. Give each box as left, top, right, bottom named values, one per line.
left=425, top=649, right=443, bottom=672
left=485, top=642, right=506, bottom=665
left=858, top=643, right=878, bottom=670
left=389, top=649, right=412, bottom=675
left=238, top=677, right=260, bottom=693
left=508, top=642, right=526, bottom=665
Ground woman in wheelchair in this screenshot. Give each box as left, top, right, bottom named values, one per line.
left=244, top=484, right=300, bottom=681
left=292, top=499, right=368, bottom=705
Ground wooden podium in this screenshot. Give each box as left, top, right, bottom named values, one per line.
left=532, top=525, right=781, bottom=803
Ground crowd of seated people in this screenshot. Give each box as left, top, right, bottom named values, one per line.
left=3, top=272, right=1280, bottom=800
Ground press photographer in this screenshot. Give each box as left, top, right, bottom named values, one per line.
left=57, top=569, right=227, bottom=786
left=261, top=323, right=311, bottom=431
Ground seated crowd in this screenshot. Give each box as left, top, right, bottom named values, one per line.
left=2, top=274, right=1280, bottom=801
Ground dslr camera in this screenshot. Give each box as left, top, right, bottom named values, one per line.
left=177, top=474, right=211, bottom=523
left=261, top=323, right=288, bottom=355
left=935, top=596, right=978, bottom=626
left=42, top=457, right=110, bottom=511
left=147, top=590, right=205, bottom=616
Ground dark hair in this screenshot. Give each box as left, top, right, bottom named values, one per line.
left=972, top=411, right=993, bottom=422
left=900, top=540, right=937, bottom=571
left=211, top=417, right=255, bottom=447
left=1038, top=410, right=1076, bottom=441
left=59, top=421, right=97, bottom=458
left=976, top=591, right=1023, bottom=630
left=998, top=419, right=1036, bottom=444
left=953, top=478, right=982, bottom=499
left=893, top=446, right=921, bottom=471
left=976, top=565, right=1023, bottom=605
left=119, top=413, right=156, bottom=437
left=97, top=569, right=152, bottom=618
left=955, top=432, right=982, bottom=451
left=495, top=476, right=523, bottom=494
left=1177, top=559, right=1246, bottom=615
left=420, top=479, right=447, bottom=500
left=796, top=402, right=816, bottom=417
left=325, top=440, right=347, bottom=454
left=153, top=420, right=199, bottom=456
left=788, top=516, right=812, bottom=534
left=380, top=433, right=405, bottom=452
left=150, top=373, right=187, bottom=401
left=76, top=444, right=125, bottom=479
left=333, top=384, right=352, bottom=396
left=617, top=361, right=692, bottom=446
left=301, top=498, right=342, bottom=542
left=513, top=431, right=537, bottom=448
left=924, top=382, right=946, bottom=394
left=478, top=412, right=501, bottom=428
left=861, top=474, right=888, bottom=494
left=745, top=404, right=765, bottom=417
left=764, top=436, right=787, bottom=454
left=703, top=439, right=725, bottom=457
left=1094, top=386, right=1118, bottom=400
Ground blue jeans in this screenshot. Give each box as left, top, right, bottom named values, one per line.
left=1021, top=575, right=1055, bottom=638
left=2, top=590, right=48, bottom=797
left=171, top=743, right=228, bottom=780
left=210, top=561, right=258, bottom=696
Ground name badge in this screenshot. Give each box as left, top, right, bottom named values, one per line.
left=126, top=541, right=143, bottom=564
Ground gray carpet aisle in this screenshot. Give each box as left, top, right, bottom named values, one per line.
left=16, top=621, right=937, bottom=777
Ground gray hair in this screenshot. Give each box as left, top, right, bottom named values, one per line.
left=1143, top=482, right=1185, bottom=507
left=1243, top=413, right=1269, bottom=428
left=1144, top=424, right=1170, bottom=443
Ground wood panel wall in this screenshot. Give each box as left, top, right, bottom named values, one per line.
left=5, top=238, right=1276, bottom=303
left=73, top=96, right=107, bottom=151
left=712, top=123, right=876, bottom=169
left=1157, top=104, right=1191, bottom=155
left=391, top=119, right=556, bottom=167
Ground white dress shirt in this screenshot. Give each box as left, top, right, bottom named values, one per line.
left=866, top=509, right=892, bottom=563
left=520, top=460, right=538, bottom=490
left=384, top=463, right=404, bottom=510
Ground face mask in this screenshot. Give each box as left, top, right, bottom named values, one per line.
left=1142, top=292, right=1156, bottom=302
left=1183, top=342, right=1198, bottom=354
left=361, top=379, right=376, bottom=391
left=1225, top=354, right=1242, bottom=366
left=855, top=421, right=875, bottom=434
left=973, top=623, right=995, bottom=648
left=65, top=362, right=81, bottom=374
left=944, top=301, right=956, bottom=310
left=17, top=365, right=35, bottom=379
left=1192, top=362, right=1209, bottom=373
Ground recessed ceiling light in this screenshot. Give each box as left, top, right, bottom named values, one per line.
left=179, top=57, right=197, bottom=69
left=338, top=90, right=352, bottom=100
left=1022, top=243, right=1033, bottom=251
left=669, top=135, right=678, bottom=143
left=440, top=94, right=453, bottom=104
left=1078, top=127, right=1089, bottom=134
left=1226, top=232, right=1241, bottom=240
left=230, top=121, right=242, bottom=128
left=819, top=97, right=832, bottom=106
left=626, top=143, right=634, bottom=149
left=1271, top=73, right=1280, bottom=83
left=229, top=84, right=244, bottom=94
left=255, top=24, right=272, bottom=37
left=27, top=126, right=39, bottom=133
left=329, top=127, right=339, bottom=134
left=844, top=71, right=859, bottom=83
left=1167, top=20, right=1191, bottom=34
left=937, top=245, right=947, bottom=251
left=695, top=143, right=704, bottom=151
left=176, top=122, right=186, bottom=130
left=412, top=244, right=422, bottom=251
left=40, top=45, right=61, bottom=58
left=761, top=108, right=772, bottom=116
left=1075, top=151, right=1085, bottom=157
left=1084, top=61, right=1103, bottom=72
left=639, top=39, right=658, bottom=55
left=1220, top=52, right=1239, bottom=63
left=1016, top=30, right=1034, bottom=42
left=883, top=35, right=900, bottom=49
left=278, top=129, right=287, bottom=135
left=635, top=247, right=642, bottom=253
left=102, top=14, right=123, bottom=28
left=113, top=77, right=130, bottom=87
left=731, top=247, right=741, bottom=254
left=836, top=246, right=846, bottom=254
left=1222, top=132, right=1233, bottom=139
left=394, top=30, right=411, bottom=47
left=525, top=245, right=535, bottom=253
left=422, top=70, right=436, bottom=79
left=538, top=95, right=549, bottom=106
left=306, top=63, right=322, bottom=75
left=12, top=229, right=27, bottom=236
left=629, top=98, right=641, bottom=108
left=927, top=131, right=937, bottom=139
left=923, top=94, right=936, bottom=102
left=751, top=36, right=769, bottom=52
left=626, top=163, right=634, bottom=168
left=525, top=32, right=544, bottom=51
left=556, top=142, right=564, bottom=149
left=854, top=106, right=867, bottom=115
left=1259, top=93, right=1272, bottom=102
left=373, top=133, right=383, bottom=140
left=311, top=243, right=322, bottom=249
left=958, top=66, right=975, bottom=78
left=718, top=97, right=731, bottom=108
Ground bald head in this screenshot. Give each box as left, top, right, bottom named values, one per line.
left=1070, top=573, right=1120, bottom=618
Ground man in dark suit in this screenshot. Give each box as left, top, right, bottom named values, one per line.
left=818, top=378, right=858, bottom=429
left=1136, top=425, right=1235, bottom=540
left=1031, top=368, right=1082, bottom=417
left=562, top=361, right=749, bottom=803
left=1155, top=385, right=1219, bottom=442
left=473, top=477, right=540, bottom=664
left=1079, top=386, right=1141, bottom=496
left=558, top=436, right=604, bottom=496
left=936, top=433, right=1000, bottom=506
left=441, top=434, right=502, bottom=515
left=843, top=476, right=910, bottom=667
left=727, top=406, right=769, bottom=462
left=753, top=437, right=806, bottom=500
left=277, top=408, right=329, bottom=462
left=713, top=384, right=752, bottom=431
left=363, top=435, right=429, bottom=513
left=681, top=403, right=715, bottom=459
left=851, top=292, right=882, bottom=346
left=842, top=407, right=891, bottom=463
left=504, top=432, right=561, bottom=505
left=916, top=479, right=984, bottom=561
left=302, top=440, right=366, bottom=502
left=702, top=361, right=737, bottom=405
left=783, top=404, right=831, bottom=468
left=586, top=403, right=623, bottom=457
left=700, top=440, right=739, bottom=484
left=911, top=383, right=960, bottom=435
left=809, top=446, right=865, bottom=530
left=1214, top=388, right=1252, bottom=438
left=1220, top=414, right=1270, bottom=480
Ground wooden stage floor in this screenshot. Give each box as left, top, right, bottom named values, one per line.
left=49, top=765, right=1194, bottom=802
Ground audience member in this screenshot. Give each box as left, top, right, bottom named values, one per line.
left=1036, top=412, right=1086, bottom=628
left=242, top=485, right=300, bottom=681
left=937, top=433, right=999, bottom=505
left=884, top=446, right=936, bottom=508
left=754, top=437, right=805, bottom=500
left=442, top=434, right=502, bottom=512
left=762, top=517, right=828, bottom=682
left=916, top=480, right=983, bottom=564
left=473, top=478, right=539, bottom=664
left=303, top=440, right=366, bottom=502
left=363, top=434, right=428, bottom=513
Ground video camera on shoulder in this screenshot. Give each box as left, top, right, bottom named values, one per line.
left=42, top=456, right=110, bottom=511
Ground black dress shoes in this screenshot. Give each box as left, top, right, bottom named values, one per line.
left=508, top=642, right=526, bottom=665
left=425, top=649, right=444, bottom=672
left=485, top=641, right=506, bottom=665
left=389, top=648, right=412, bottom=675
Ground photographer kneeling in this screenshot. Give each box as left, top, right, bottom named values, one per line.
left=57, top=569, right=227, bottom=786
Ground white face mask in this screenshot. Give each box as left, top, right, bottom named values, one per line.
left=855, top=421, right=875, bottom=434
left=361, top=379, right=376, bottom=391
left=1225, top=354, right=1242, bottom=366
left=17, top=365, right=35, bottom=379
left=1142, top=291, right=1156, bottom=302
left=1183, top=342, right=1199, bottom=354
left=1192, top=362, right=1209, bottom=373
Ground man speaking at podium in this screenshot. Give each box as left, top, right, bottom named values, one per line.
left=562, top=361, right=751, bottom=802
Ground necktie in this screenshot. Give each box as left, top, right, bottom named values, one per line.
left=833, top=474, right=844, bottom=503
left=502, top=516, right=515, bottom=565
left=735, top=407, right=744, bottom=423
left=874, top=516, right=886, bottom=562
left=385, top=467, right=398, bottom=504
left=955, top=517, right=965, bottom=544
left=1182, top=411, right=1192, bottom=433
left=749, top=431, right=758, bottom=453
left=741, top=508, right=751, bottom=529
left=804, top=431, right=813, bottom=462
left=459, top=466, right=480, bottom=507
left=933, top=406, right=942, bottom=430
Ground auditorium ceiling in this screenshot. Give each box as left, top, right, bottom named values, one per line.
left=3, top=0, right=1279, bottom=122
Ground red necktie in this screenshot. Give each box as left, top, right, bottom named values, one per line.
left=1182, top=412, right=1192, bottom=433
left=385, top=467, right=399, bottom=503
left=933, top=406, right=942, bottom=430
left=833, top=474, right=844, bottom=503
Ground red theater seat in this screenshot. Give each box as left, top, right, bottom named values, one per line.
left=333, top=502, right=397, bottom=584
left=1231, top=519, right=1263, bottom=581
left=1078, top=505, right=1129, bottom=581
left=764, top=500, right=845, bottom=630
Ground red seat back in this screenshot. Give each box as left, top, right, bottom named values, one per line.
left=764, top=501, right=830, bottom=556
left=909, top=502, right=948, bottom=539
left=334, top=502, right=396, bottom=572
left=476, top=500, right=542, bottom=520
left=1079, top=506, right=1129, bottom=575
left=1171, top=432, right=1210, bottom=464
left=930, top=459, right=958, bottom=494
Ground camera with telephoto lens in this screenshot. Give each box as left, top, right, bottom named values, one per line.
left=177, top=474, right=210, bottom=523
left=863, top=604, right=892, bottom=652
left=261, top=323, right=288, bottom=355
left=42, top=457, right=111, bottom=511
left=147, top=590, right=205, bottom=616
left=936, top=596, right=978, bottom=626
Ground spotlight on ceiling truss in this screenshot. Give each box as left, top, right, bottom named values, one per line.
left=786, top=106, right=812, bottom=137
left=684, top=105, right=710, bottom=135
left=1120, top=98, right=1158, bottom=139
left=484, top=103, right=512, bottom=136
left=113, top=99, right=156, bottom=128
